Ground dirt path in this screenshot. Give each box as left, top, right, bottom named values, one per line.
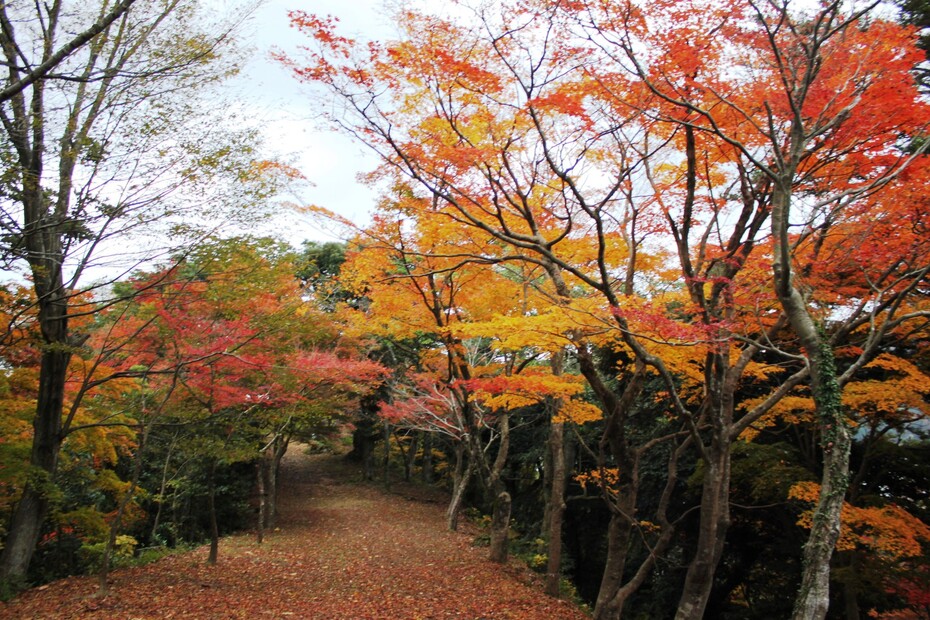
left=2, top=448, right=589, bottom=619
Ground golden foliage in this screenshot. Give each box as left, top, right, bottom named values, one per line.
left=575, top=468, right=620, bottom=495
left=553, top=400, right=603, bottom=425
left=790, top=481, right=930, bottom=560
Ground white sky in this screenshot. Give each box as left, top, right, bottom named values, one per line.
left=230, top=0, right=414, bottom=245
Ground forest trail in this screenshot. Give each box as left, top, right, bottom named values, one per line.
left=2, top=447, right=589, bottom=619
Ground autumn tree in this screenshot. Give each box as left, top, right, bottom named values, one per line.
left=0, top=0, right=282, bottom=583
left=95, top=237, right=387, bottom=566
left=338, top=198, right=540, bottom=547
left=557, top=1, right=930, bottom=616
left=284, top=7, right=785, bottom=618
left=286, top=2, right=930, bottom=618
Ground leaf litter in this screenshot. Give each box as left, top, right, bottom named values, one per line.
left=2, top=449, right=590, bottom=619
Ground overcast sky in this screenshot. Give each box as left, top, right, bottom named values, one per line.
left=230, top=0, right=411, bottom=245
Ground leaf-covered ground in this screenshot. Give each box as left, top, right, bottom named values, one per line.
left=3, top=449, right=590, bottom=619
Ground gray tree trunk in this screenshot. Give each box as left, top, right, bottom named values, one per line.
left=488, top=491, right=512, bottom=563
left=544, top=420, right=566, bottom=596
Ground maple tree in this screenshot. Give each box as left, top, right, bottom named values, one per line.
left=96, top=237, right=387, bottom=566
left=285, top=2, right=930, bottom=618
left=337, top=199, right=540, bottom=552
left=0, top=234, right=387, bottom=597
left=284, top=7, right=774, bottom=618
left=564, top=2, right=930, bottom=617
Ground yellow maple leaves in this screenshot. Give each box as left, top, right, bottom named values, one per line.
left=790, top=481, right=930, bottom=561
left=740, top=352, right=930, bottom=442
left=465, top=370, right=603, bottom=424
left=553, top=400, right=603, bottom=425
left=575, top=467, right=620, bottom=495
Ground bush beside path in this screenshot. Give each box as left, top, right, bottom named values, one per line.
left=2, top=448, right=589, bottom=619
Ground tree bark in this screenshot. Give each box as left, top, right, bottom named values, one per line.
left=447, top=443, right=471, bottom=531
left=790, top=342, right=849, bottom=620
left=675, top=433, right=732, bottom=620
left=0, top=307, right=71, bottom=580
left=421, top=431, right=433, bottom=484
left=256, top=457, right=267, bottom=544
left=268, top=437, right=288, bottom=529
left=150, top=433, right=179, bottom=543
left=593, top=513, right=635, bottom=620
left=488, top=491, right=512, bottom=563
left=207, top=459, right=219, bottom=565
left=544, top=420, right=566, bottom=597
left=771, top=178, right=851, bottom=620
left=402, top=432, right=418, bottom=482
left=382, top=421, right=391, bottom=489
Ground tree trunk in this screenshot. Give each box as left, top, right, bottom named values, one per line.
left=791, top=346, right=849, bottom=620
left=402, top=432, right=418, bottom=482
left=382, top=421, right=391, bottom=489
left=544, top=420, right=566, bottom=597
left=150, top=434, right=178, bottom=543
left=207, top=459, right=219, bottom=565
left=447, top=443, right=471, bottom=531
left=421, top=431, right=433, bottom=484
left=843, top=562, right=861, bottom=620
left=256, top=458, right=267, bottom=544
left=593, top=513, right=635, bottom=620
left=675, top=434, right=732, bottom=620
left=771, top=180, right=851, bottom=620
left=489, top=491, right=512, bottom=563
left=544, top=350, right=568, bottom=597
left=268, top=437, right=288, bottom=529
left=351, top=420, right=377, bottom=480
left=98, top=420, right=152, bottom=596
left=0, top=331, right=71, bottom=580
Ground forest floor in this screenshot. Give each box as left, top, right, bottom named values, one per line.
left=1, top=447, right=591, bottom=619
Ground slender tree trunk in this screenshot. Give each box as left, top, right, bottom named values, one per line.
left=150, top=434, right=178, bottom=542
left=544, top=351, right=568, bottom=596
left=402, top=432, right=418, bottom=482
left=207, top=459, right=219, bottom=565
left=382, top=421, right=391, bottom=489
left=363, top=440, right=374, bottom=480
left=791, top=345, right=849, bottom=620
left=485, top=411, right=512, bottom=563
left=544, top=420, right=566, bottom=596
left=421, top=432, right=433, bottom=484
left=771, top=179, right=851, bottom=620
left=843, top=559, right=861, bottom=620
left=268, top=437, right=287, bottom=529
left=98, top=420, right=153, bottom=596
left=593, top=512, right=635, bottom=620
left=447, top=442, right=471, bottom=531
left=255, top=458, right=267, bottom=544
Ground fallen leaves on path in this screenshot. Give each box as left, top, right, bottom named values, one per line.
left=2, top=451, right=590, bottom=619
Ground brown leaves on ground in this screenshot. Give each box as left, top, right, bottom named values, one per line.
left=2, top=451, right=590, bottom=619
